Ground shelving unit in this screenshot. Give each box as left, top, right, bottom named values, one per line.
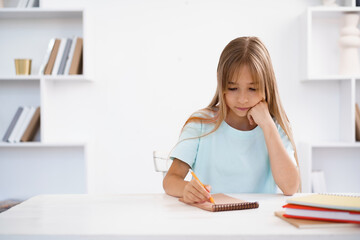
left=300, top=1, right=360, bottom=193
left=0, top=5, right=92, bottom=200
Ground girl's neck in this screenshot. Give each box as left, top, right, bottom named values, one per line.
left=225, top=112, right=257, bottom=131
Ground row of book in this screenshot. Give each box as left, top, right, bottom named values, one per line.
left=276, top=194, right=360, bottom=228
left=16, top=0, right=39, bottom=8
left=39, top=37, right=83, bottom=76
left=2, top=106, right=40, bottom=143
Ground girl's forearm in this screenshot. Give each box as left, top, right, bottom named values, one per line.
left=163, top=174, right=188, bottom=198
left=262, top=121, right=300, bottom=195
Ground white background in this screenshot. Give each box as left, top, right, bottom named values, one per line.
left=35, top=0, right=355, bottom=194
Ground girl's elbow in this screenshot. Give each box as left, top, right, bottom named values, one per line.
left=282, top=179, right=300, bottom=196
left=162, top=174, right=169, bottom=193
left=283, top=189, right=296, bottom=196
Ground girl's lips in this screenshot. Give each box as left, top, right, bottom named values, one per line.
left=236, top=107, right=249, bottom=111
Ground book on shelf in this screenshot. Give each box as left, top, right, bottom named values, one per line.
left=17, top=0, right=28, bottom=8
left=2, top=106, right=40, bottom=143
left=16, top=0, right=39, bottom=8
left=42, top=37, right=83, bottom=75
left=52, top=38, right=67, bottom=76
left=58, top=38, right=73, bottom=75
left=64, top=36, right=78, bottom=74
left=44, top=38, right=61, bottom=75
left=21, top=106, right=40, bottom=142
left=2, top=107, right=23, bottom=142
left=39, top=38, right=55, bottom=75
left=356, top=103, right=360, bottom=141
left=68, top=37, right=83, bottom=75
left=7, top=106, right=29, bottom=143
left=15, top=106, right=36, bottom=143
left=26, top=0, right=39, bottom=8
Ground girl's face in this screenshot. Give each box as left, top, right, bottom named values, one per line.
left=224, top=64, right=263, bottom=120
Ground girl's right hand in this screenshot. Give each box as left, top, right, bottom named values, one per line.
left=182, top=178, right=212, bottom=204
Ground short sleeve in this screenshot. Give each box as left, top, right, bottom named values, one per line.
left=170, top=120, right=202, bottom=168
left=276, top=123, right=297, bottom=168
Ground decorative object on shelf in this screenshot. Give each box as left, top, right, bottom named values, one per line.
left=357, top=0, right=360, bottom=7
left=14, top=59, right=32, bottom=75
left=322, top=0, right=338, bottom=7
left=339, top=12, right=360, bottom=75
left=0, top=0, right=4, bottom=8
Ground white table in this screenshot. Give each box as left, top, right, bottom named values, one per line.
left=0, top=193, right=359, bottom=239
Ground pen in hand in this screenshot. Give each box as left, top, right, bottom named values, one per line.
left=190, top=169, right=215, bottom=204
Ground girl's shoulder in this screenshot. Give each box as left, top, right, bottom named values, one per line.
left=190, top=107, right=218, bottom=119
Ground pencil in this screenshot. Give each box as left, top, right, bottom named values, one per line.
left=190, top=170, right=215, bottom=204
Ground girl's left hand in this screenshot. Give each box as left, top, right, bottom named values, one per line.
left=247, top=101, right=273, bottom=128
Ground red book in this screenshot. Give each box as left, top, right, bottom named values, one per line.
left=283, top=204, right=360, bottom=224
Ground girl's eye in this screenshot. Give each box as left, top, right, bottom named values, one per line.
left=228, top=88, right=237, bottom=91
left=249, top=88, right=257, bottom=91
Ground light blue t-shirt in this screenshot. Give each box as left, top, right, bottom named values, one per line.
left=170, top=113, right=296, bottom=194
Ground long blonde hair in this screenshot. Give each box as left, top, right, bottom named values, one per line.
left=183, top=37, right=300, bottom=189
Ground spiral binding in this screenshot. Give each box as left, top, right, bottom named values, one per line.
left=212, top=201, right=259, bottom=212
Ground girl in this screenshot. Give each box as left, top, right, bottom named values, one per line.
left=163, top=37, right=300, bottom=204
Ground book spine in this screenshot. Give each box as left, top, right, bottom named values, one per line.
left=69, top=37, right=83, bottom=75
left=16, top=106, right=36, bottom=143
left=58, top=38, right=72, bottom=75
left=39, top=38, right=55, bottom=75
left=52, top=38, right=67, bottom=76
left=64, top=36, right=77, bottom=75
left=7, top=106, right=27, bottom=143
left=44, top=39, right=61, bottom=75
left=2, top=107, right=23, bottom=142
left=21, top=107, right=40, bottom=142
left=355, top=103, right=360, bottom=141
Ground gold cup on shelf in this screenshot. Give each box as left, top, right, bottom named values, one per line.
left=14, top=59, right=32, bottom=75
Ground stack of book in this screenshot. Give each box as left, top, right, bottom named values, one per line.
left=2, top=106, right=40, bottom=143
left=39, top=37, right=83, bottom=76
left=275, top=194, right=360, bottom=228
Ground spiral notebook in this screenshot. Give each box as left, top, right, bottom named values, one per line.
left=179, top=193, right=259, bottom=212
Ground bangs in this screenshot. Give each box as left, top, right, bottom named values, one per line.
left=226, top=60, right=265, bottom=96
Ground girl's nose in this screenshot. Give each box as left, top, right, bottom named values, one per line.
left=238, top=93, right=248, bottom=104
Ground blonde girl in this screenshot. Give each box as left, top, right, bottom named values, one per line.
left=163, top=37, right=300, bottom=204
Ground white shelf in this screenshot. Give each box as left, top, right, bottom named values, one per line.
left=300, top=3, right=360, bottom=193
left=43, top=75, right=92, bottom=82
left=302, top=75, right=358, bottom=81
left=0, top=75, right=92, bottom=82
left=0, top=5, right=89, bottom=199
left=309, top=6, right=360, bottom=15
left=310, top=142, right=360, bottom=148
left=0, top=142, right=85, bottom=148
left=0, top=8, right=83, bottom=19
left=0, top=76, right=40, bottom=81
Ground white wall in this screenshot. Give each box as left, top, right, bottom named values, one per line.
left=41, top=0, right=332, bottom=194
